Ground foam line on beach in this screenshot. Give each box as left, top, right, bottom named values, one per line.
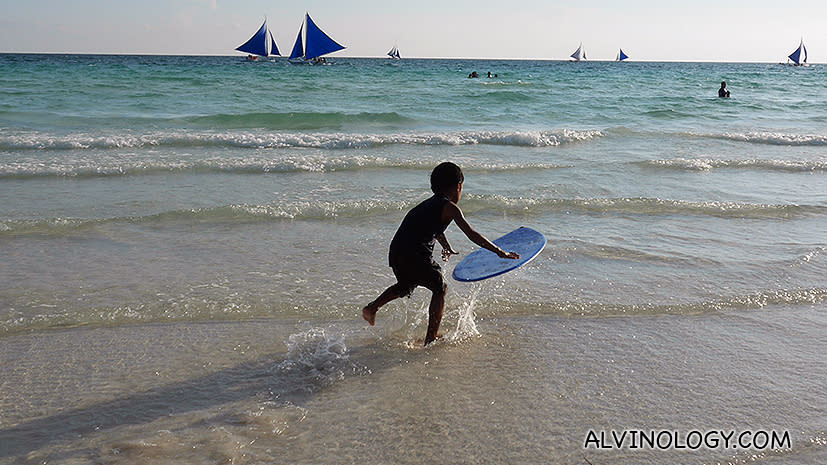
left=689, top=131, right=827, bottom=146
left=0, top=129, right=603, bottom=152
left=0, top=154, right=571, bottom=179
left=479, top=288, right=827, bottom=318
left=2, top=196, right=823, bottom=236
left=640, top=158, right=827, bottom=172
left=460, top=194, right=826, bottom=220
left=3, top=287, right=823, bottom=336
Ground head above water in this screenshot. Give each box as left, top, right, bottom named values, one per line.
left=430, top=162, right=464, bottom=196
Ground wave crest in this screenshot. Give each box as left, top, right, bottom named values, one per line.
left=0, top=129, right=603, bottom=152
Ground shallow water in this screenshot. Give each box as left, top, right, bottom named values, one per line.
left=0, top=55, right=825, bottom=463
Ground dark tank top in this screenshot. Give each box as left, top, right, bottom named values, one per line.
left=389, top=194, right=451, bottom=265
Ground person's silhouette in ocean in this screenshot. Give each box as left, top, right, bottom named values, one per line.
left=718, top=81, right=730, bottom=98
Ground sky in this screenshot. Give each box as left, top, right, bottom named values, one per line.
left=0, top=0, right=825, bottom=62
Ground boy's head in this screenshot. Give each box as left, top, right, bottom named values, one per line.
left=430, top=162, right=464, bottom=195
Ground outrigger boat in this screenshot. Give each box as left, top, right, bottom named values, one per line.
left=786, top=39, right=808, bottom=66
left=570, top=43, right=587, bottom=62
left=236, top=19, right=280, bottom=60
left=616, top=49, right=629, bottom=61
left=387, top=45, right=400, bottom=59
left=288, top=13, right=345, bottom=64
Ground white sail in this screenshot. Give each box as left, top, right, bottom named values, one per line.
left=570, top=43, right=586, bottom=61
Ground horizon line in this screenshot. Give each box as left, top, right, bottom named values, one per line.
left=0, top=52, right=819, bottom=65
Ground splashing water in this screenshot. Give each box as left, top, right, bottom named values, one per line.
left=276, top=327, right=350, bottom=391
left=446, top=285, right=482, bottom=343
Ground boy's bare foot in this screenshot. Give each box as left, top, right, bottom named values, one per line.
left=423, top=334, right=443, bottom=346
left=362, top=305, right=377, bottom=326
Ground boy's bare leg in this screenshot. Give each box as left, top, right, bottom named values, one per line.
left=424, top=288, right=446, bottom=346
left=363, top=285, right=402, bottom=326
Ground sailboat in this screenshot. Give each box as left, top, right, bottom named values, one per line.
left=289, top=13, right=346, bottom=64
left=236, top=19, right=280, bottom=59
left=387, top=45, right=401, bottom=59
left=787, top=38, right=808, bottom=66
left=616, top=49, right=629, bottom=61
left=570, top=43, right=587, bottom=62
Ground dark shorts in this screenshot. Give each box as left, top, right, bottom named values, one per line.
left=390, top=256, right=446, bottom=298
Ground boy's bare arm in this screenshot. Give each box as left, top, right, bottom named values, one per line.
left=443, top=202, right=519, bottom=259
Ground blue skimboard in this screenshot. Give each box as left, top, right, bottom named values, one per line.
left=452, top=227, right=546, bottom=282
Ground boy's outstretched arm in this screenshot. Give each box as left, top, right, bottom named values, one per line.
left=443, top=202, right=520, bottom=259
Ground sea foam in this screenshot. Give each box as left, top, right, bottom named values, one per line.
left=0, top=129, right=603, bottom=151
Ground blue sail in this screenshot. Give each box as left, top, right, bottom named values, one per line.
left=618, top=49, right=629, bottom=61
left=236, top=20, right=276, bottom=57
left=788, top=40, right=806, bottom=65
left=788, top=45, right=802, bottom=64
left=304, top=13, right=345, bottom=60
left=289, top=25, right=304, bottom=59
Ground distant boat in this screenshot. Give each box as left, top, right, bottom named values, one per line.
left=570, top=43, right=587, bottom=62
left=616, top=49, right=629, bottom=61
left=289, top=13, right=346, bottom=64
left=787, top=39, right=808, bottom=66
left=387, top=45, right=401, bottom=59
left=236, top=19, right=280, bottom=59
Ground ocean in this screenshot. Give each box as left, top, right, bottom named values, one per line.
left=0, top=54, right=824, bottom=464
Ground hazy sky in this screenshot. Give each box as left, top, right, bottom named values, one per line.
left=1, top=0, right=824, bottom=62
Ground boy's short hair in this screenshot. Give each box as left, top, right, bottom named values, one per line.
left=430, top=162, right=464, bottom=194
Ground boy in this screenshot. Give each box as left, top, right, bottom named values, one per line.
left=362, top=162, right=519, bottom=346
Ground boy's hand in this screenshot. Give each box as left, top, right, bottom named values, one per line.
left=497, top=250, right=520, bottom=259
left=441, top=247, right=459, bottom=262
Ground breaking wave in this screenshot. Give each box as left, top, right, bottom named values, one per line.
left=0, top=128, right=603, bottom=152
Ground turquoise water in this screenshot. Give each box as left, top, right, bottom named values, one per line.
left=0, top=55, right=825, bottom=464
